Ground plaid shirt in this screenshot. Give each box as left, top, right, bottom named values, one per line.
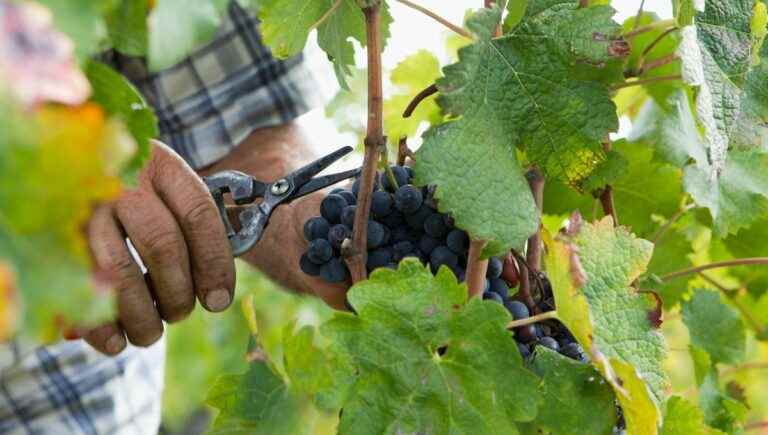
left=0, top=2, right=319, bottom=434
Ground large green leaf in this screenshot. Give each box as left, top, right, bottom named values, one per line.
left=682, top=289, right=746, bottom=365
left=85, top=61, right=157, bottom=184
left=147, top=0, right=229, bottom=71
left=529, top=348, right=617, bottom=435
left=106, top=0, right=149, bottom=56
left=258, top=0, right=392, bottom=89
left=661, top=396, right=711, bottom=435
left=428, top=4, right=625, bottom=185
left=544, top=218, right=667, bottom=434
left=322, top=260, right=540, bottom=434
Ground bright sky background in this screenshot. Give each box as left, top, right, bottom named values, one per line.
left=298, top=1, right=674, bottom=162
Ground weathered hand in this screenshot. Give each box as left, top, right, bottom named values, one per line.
left=84, top=140, right=236, bottom=355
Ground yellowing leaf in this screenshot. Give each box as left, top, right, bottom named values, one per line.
left=0, top=262, right=18, bottom=341
left=383, top=50, right=442, bottom=142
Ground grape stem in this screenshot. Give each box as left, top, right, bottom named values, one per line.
left=650, top=202, right=695, bottom=245
left=396, top=0, right=471, bottom=39
left=513, top=251, right=539, bottom=314
left=598, top=137, right=618, bottom=226
left=525, top=167, right=545, bottom=271
left=631, top=0, right=646, bottom=30
left=402, top=83, right=438, bottom=118
left=660, top=257, right=768, bottom=281
left=466, top=239, right=489, bottom=298
left=506, top=310, right=558, bottom=330
left=721, top=362, right=768, bottom=378
left=396, top=136, right=415, bottom=166
left=347, top=4, right=385, bottom=283
left=635, top=27, right=679, bottom=73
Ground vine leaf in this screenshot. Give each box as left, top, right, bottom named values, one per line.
left=694, top=353, right=749, bottom=433
left=322, top=260, right=540, bottom=434
left=383, top=50, right=442, bottom=142
left=147, top=0, right=229, bottom=71
left=85, top=61, right=157, bottom=184
left=675, top=0, right=768, bottom=234
left=528, top=348, right=617, bottom=435
left=0, top=263, right=18, bottom=341
left=544, top=218, right=667, bottom=434
left=0, top=103, right=139, bottom=340
left=661, top=396, right=711, bottom=435
left=105, top=0, right=149, bottom=56
left=258, top=0, right=392, bottom=89
left=427, top=4, right=626, bottom=185
left=682, top=289, right=746, bottom=365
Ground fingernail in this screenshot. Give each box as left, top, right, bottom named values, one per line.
left=106, top=334, right=126, bottom=354
left=206, top=288, right=231, bottom=312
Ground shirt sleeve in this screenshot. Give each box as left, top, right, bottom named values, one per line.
left=102, top=1, right=323, bottom=170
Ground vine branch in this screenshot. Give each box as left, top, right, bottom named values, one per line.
left=396, top=136, right=414, bottom=166
left=598, top=138, right=618, bottom=226
left=526, top=168, right=544, bottom=271
left=395, top=0, right=471, bottom=39
left=623, top=19, right=676, bottom=39
left=636, top=27, right=679, bottom=72
left=466, top=239, right=489, bottom=298
left=651, top=202, right=694, bottom=245
left=632, top=0, right=646, bottom=30
left=611, top=74, right=682, bottom=90
left=698, top=273, right=766, bottom=336
left=660, top=258, right=768, bottom=281
left=506, top=310, right=558, bottom=329
left=402, top=83, right=438, bottom=118
left=347, top=4, right=385, bottom=283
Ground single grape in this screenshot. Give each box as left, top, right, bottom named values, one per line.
left=307, top=239, right=333, bottom=264
left=367, top=220, right=386, bottom=249
left=351, top=174, right=380, bottom=197
left=424, top=213, right=448, bottom=238
left=299, top=253, right=321, bottom=276
left=394, top=184, right=424, bottom=214
left=367, top=248, right=393, bottom=271
left=486, top=256, right=503, bottom=278
left=445, top=229, right=468, bottom=254
left=515, top=324, right=537, bottom=343
left=339, top=190, right=356, bottom=206
left=505, top=300, right=530, bottom=320
left=404, top=205, right=432, bottom=230
left=383, top=166, right=410, bottom=192
left=328, top=224, right=351, bottom=250
left=538, top=336, right=560, bottom=352
left=430, top=246, right=458, bottom=272
left=330, top=187, right=345, bottom=195
left=489, top=277, right=508, bottom=299
left=379, top=210, right=405, bottom=228
left=560, top=342, right=586, bottom=361
left=381, top=225, right=391, bottom=246
left=303, top=216, right=330, bottom=241
left=482, top=291, right=503, bottom=303
left=341, top=205, right=357, bottom=228
left=320, top=258, right=349, bottom=283
left=320, top=194, right=348, bottom=223
left=392, top=241, right=414, bottom=261
left=371, top=190, right=393, bottom=218
left=391, top=226, right=412, bottom=243
left=418, top=234, right=440, bottom=255
left=517, top=342, right=531, bottom=359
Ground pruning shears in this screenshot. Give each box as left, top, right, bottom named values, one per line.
left=204, top=146, right=359, bottom=256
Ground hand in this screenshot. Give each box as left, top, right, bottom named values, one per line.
left=84, top=140, right=236, bottom=355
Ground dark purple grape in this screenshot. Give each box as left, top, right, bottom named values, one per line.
left=538, top=336, right=560, bottom=352
left=328, top=224, right=351, bottom=250
left=505, top=300, right=530, bottom=320
left=339, top=190, right=356, bottom=206
left=488, top=277, right=509, bottom=299
left=330, top=187, right=345, bottom=195
left=515, top=324, right=537, bottom=343
left=371, top=191, right=393, bottom=218
left=395, top=184, right=424, bottom=214
left=483, top=291, right=503, bottom=303
left=320, top=194, right=348, bottom=223
left=517, top=342, right=531, bottom=359
left=367, top=248, right=393, bottom=270
left=320, top=258, right=349, bottom=283
left=341, top=205, right=357, bottom=228
left=404, top=166, right=415, bottom=181
left=392, top=241, right=414, bottom=261
left=367, top=220, right=386, bottom=249
left=383, top=166, right=410, bottom=192
left=486, top=256, right=503, bottom=278
left=307, top=239, right=333, bottom=264
left=379, top=210, right=405, bottom=228
left=300, top=253, right=321, bottom=276
left=404, top=205, right=432, bottom=230
left=419, top=235, right=441, bottom=256
left=445, top=229, right=468, bottom=254
left=424, top=213, right=448, bottom=238
left=391, top=226, right=412, bottom=243
left=430, top=246, right=458, bottom=272
left=303, top=216, right=330, bottom=241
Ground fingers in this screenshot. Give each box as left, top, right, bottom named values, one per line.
left=147, top=141, right=236, bottom=312
left=88, top=206, right=164, bottom=347
left=83, top=323, right=126, bottom=356
left=115, top=189, right=195, bottom=323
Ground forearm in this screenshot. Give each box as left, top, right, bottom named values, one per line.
left=197, top=123, right=348, bottom=309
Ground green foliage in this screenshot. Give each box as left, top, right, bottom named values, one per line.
left=661, top=396, right=711, bottom=435
left=105, top=0, right=150, bottom=56
left=682, top=289, right=746, bottom=365
left=322, top=260, right=540, bottom=434
left=528, top=348, right=617, bottom=435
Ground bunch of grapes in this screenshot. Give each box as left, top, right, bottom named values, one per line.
left=298, top=164, right=588, bottom=364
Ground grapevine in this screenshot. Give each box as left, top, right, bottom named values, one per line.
left=3, top=0, right=768, bottom=434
